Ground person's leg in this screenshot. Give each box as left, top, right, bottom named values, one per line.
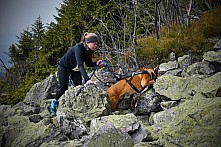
left=50, top=68, right=70, bottom=115
left=70, top=71, right=82, bottom=86
left=55, top=68, right=69, bottom=100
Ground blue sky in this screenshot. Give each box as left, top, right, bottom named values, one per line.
left=0, top=0, right=63, bottom=69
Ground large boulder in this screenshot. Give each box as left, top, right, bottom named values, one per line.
left=184, top=60, right=217, bottom=76
left=83, top=123, right=134, bottom=147
left=159, top=61, right=179, bottom=73
left=0, top=111, right=64, bottom=147
left=24, top=73, right=59, bottom=106
left=90, top=113, right=147, bottom=144
left=154, top=72, right=221, bottom=100
left=58, top=84, right=111, bottom=123
left=56, top=84, right=111, bottom=139
left=134, top=91, right=162, bottom=115
left=148, top=97, right=221, bottom=146
left=203, top=50, right=221, bottom=71
left=203, top=50, right=221, bottom=63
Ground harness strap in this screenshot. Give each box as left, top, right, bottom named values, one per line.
left=151, top=72, right=155, bottom=81
left=125, top=70, right=153, bottom=93
left=125, top=79, right=141, bottom=93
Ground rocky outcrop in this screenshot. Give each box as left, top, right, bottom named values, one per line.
left=56, top=84, right=111, bottom=140
left=150, top=48, right=221, bottom=146
left=24, top=74, right=59, bottom=106
left=154, top=72, right=221, bottom=100
left=150, top=97, right=221, bottom=146
left=0, top=40, right=221, bottom=147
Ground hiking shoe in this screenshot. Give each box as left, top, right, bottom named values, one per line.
left=50, top=99, right=59, bottom=115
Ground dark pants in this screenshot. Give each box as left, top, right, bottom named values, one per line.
left=55, top=68, right=82, bottom=100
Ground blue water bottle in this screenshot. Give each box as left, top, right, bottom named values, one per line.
left=50, top=99, right=59, bottom=115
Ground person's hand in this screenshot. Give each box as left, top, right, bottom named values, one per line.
left=96, top=60, right=103, bottom=66
left=86, top=80, right=95, bottom=85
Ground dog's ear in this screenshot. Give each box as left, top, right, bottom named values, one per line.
left=154, top=66, right=159, bottom=74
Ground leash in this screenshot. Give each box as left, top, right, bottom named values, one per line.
left=75, top=59, right=126, bottom=96
left=74, top=60, right=156, bottom=96
left=95, top=60, right=156, bottom=88
left=101, top=60, right=133, bottom=81
left=94, top=60, right=121, bottom=86
left=102, top=60, right=156, bottom=81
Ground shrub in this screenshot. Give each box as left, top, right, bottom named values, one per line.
left=136, top=7, right=221, bottom=66
left=193, top=6, right=221, bottom=38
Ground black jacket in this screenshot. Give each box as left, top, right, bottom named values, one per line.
left=58, top=43, right=96, bottom=82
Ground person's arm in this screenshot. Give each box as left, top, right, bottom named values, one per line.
left=74, top=46, right=90, bottom=82
left=85, top=54, right=96, bottom=67
left=79, top=65, right=90, bottom=82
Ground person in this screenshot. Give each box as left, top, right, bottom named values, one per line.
left=50, top=32, right=103, bottom=115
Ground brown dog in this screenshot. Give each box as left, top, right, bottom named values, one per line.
left=106, top=66, right=158, bottom=111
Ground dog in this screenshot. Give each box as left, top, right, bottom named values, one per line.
left=106, top=66, right=159, bottom=111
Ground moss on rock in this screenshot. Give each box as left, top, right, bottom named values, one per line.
left=147, top=97, right=221, bottom=146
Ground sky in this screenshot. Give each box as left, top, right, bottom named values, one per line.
left=0, top=0, right=63, bottom=70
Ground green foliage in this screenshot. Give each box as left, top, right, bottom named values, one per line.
left=136, top=7, right=221, bottom=67
left=1, top=64, right=56, bottom=105
left=0, top=78, right=30, bottom=105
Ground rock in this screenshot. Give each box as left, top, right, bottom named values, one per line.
left=56, top=110, right=87, bottom=139
left=159, top=61, right=179, bottom=72
left=13, top=102, right=41, bottom=116
left=29, top=114, right=43, bottom=123
left=178, top=54, right=192, bottom=70
left=116, top=94, right=134, bottom=110
left=135, top=92, right=162, bottom=115
left=160, top=101, right=180, bottom=110
left=1, top=49, right=221, bottom=147
left=58, top=84, right=111, bottom=124
left=154, top=72, right=221, bottom=100
left=90, top=113, right=147, bottom=144
left=163, top=68, right=183, bottom=76
left=24, top=74, right=59, bottom=106
left=130, top=125, right=148, bottom=144
left=213, top=39, right=221, bottom=49
left=149, top=97, right=221, bottom=146
left=203, top=50, right=221, bottom=63
left=168, top=52, right=176, bottom=61
left=134, top=140, right=163, bottom=147
left=192, top=72, right=221, bottom=97
left=40, top=140, right=81, bottom=147
left=0, top=105, right=10, bottom=112
left=90, top=113, right=139, bottom=135
left=84, top=123, right=134, bottom=147
left=0, top=114, right=64, bottom=147
left=184, top=60, right=217, bottom=76
left=203, top=50, right=221, bottom=71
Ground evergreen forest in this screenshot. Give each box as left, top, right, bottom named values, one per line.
left=0, top=0, right=221, bottom=105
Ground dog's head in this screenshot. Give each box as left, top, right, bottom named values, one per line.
left=138, top=66, right=158, bottom=88
left=142, top=65, right=159, bottom=81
